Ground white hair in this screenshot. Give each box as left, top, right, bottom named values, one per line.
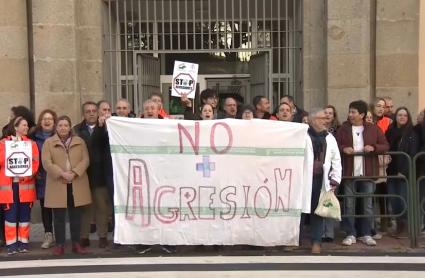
left=308, top=108, right=324, bottom=122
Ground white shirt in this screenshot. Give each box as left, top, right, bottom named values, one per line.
left=352, top=125, right=365, bottom=176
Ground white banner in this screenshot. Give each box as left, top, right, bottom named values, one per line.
left=5, top=140, right=33, bottom=177
left=107, top=117, right=313, bottom=246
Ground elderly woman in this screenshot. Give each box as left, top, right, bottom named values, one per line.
left=42, top=115, right=91, bottom=256
left=0, top=117, right=39, bottom=254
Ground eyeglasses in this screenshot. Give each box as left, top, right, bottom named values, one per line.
left=42, top=117, right=54, bottom=121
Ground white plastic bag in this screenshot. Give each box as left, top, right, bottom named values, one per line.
left=314, top=190, right=341, bottom=221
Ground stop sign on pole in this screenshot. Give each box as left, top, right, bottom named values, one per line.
left=171, top=61, right=199, bottom=99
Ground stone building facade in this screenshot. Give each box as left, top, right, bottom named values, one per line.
left=0, top=0, right=423, bottom=124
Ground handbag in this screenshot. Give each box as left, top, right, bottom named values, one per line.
left=314, top=190, right=341, bottom=221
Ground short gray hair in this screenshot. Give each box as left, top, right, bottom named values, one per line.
left=143, top=99, right=157, bottom=108
left=308, top=108, right=325, bottom=122
left=116, top=98, right=130, bottom=107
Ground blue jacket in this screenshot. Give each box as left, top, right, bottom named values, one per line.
left=30, top=129, right=54, bottom=199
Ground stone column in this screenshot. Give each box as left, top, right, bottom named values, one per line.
left=326, top=0, right=372, bottom=117
left=376, top=0, right=420, bottom=114
left=303, top=0, right=327, bottom=111
left=32, top=0, right=104, bottom=123
left=75, top=0, right=104, bottom=105
left=0, top=0, right=30, bottom=122
left=32, top=0, right=80, bottom=121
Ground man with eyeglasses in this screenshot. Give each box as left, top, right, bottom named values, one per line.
left=302, top=108, right=341, bottom=254
left=74, top=101, right=112, bottom=249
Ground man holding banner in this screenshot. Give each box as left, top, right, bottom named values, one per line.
left=304, top=109, right=342, bottom=254
left=107, top=117, right=313, bottom=247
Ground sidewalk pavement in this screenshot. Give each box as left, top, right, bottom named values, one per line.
left=0, top=202, right=423, bottom=259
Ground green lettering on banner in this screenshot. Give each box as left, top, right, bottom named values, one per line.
left=110, top=145, right=305, bottom=157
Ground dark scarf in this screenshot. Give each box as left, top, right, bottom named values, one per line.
left=386, top=125, right=406, bottom=151
left=308, top=127, right=328, bottom=160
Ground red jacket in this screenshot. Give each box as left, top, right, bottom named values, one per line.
left=336, top=121, right=389, bottom=177
left=0, top=136, right=39, bottom=204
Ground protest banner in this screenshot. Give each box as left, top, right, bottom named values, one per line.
left=107, top=117, right=313, bottom=246
left=5, top=140, right=33, bottom=177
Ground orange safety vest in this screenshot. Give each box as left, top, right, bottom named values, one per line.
left=0, top=136, right=39, bottom=204
left=376, top=116, right=391, bottom=134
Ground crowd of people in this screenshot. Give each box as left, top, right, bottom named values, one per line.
left=0, top=89, right=424, bottom=256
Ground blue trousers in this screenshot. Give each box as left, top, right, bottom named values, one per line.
left=387, top=178, right=408, bottom=220
left=2, top=183, right=32, bottom=251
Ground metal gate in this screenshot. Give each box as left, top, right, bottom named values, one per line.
left=103, top=0, right=303, bottom=111
left=135, top=54, right=160, bottom=114
left=249, top=52, right=269, bottom=98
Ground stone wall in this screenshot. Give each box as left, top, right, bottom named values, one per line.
left=0, top=0, right=30, bottom=126
left=303, top=0, right=327, bottom=111
left=0, top=0, right=422, bottom=126
left=33, top=0, right=104, bottom=124
left=376, top=0, right=419, bottom=115
left=326, top=0, right=372, bottom=119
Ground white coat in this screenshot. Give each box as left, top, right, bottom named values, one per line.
left=322, top=133, right=342, bottom=191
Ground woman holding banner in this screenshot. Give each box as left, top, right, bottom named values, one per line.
left=42, top=116, right=91, bottom=256
left=0, top=116, right=39, bottom=255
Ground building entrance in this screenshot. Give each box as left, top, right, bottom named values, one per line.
left=135, top=51, right=270, bottom=116
left=103, top=0, right=302, bottom=115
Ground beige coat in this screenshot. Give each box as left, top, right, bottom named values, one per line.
left=42, top=134, right=92, bottom=208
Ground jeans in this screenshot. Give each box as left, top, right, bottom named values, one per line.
left=300, top=175, right=324, bottom=244
left=322, top=218, right=336, bottom=239
left=342, top=179, right=375, bottom=237
left=310, top=176, right=325, bottom=243
left=387, top=178, right=408, bottom=220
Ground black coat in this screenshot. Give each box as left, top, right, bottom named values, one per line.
left=414, top=123, right=425, bottom=177
left=385, top=125, right=419, bottom=177
left=73, top=121, right=111, bottom=188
